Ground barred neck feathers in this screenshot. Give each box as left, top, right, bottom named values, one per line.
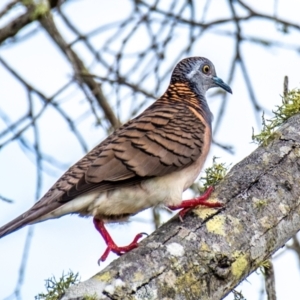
left=163, top=82, right=213, bottom=127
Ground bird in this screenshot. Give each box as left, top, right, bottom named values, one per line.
left=0, top=57, right=232, bottom=263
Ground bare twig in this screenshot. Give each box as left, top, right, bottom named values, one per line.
left=0, top=195, right=14, bottom=203
left=263, top=260, right=277, bottom=300
left=37, top=9, right=121, bottom=129
left=0, top=0, right=19, bottom=19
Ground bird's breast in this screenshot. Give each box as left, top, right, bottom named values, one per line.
left=179, top=127, right=211, bottom=191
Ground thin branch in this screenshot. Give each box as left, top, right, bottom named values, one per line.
left=0, top=0, right=19, bottom=19
left=0, top=56, right=89, bottom=153
left=286, top=236, right=300, bottom=269
left=263, top=260, right=277, bottom=300
left=37, top=9, right=121, bottom=129
left=0, top=4, right=41, bottom=44
left=0, top=195, right=14, bottom=203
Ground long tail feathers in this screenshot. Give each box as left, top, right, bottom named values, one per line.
left=0, top=214, right=31, bottom=238
left=0, top=200, right=62, bottom=239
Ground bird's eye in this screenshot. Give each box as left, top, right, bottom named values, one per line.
left=202, top=65, right=210, bottom=74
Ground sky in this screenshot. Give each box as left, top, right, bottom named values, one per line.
left=0, top=0, right=300, bottom=299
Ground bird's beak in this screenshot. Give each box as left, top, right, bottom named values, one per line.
left=213, top=76, right=232, bottom=94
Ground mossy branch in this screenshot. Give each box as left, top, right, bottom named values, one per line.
left=252, top=89, right=300, bottom=146
left=59, top=113, right=300, bottom=299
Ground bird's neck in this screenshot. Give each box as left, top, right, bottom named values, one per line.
left=164, top=82, right=213, bottom=126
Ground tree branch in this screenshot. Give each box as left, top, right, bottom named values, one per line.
left=38, top=11, right=121, bottom=129
left=60, top=113, right=300, bottom=299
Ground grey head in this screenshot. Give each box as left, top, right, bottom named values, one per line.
left=171, top=57, right=232, bottom=95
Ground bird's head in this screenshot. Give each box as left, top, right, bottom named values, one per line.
left=171, top=57, right=232, bottom=95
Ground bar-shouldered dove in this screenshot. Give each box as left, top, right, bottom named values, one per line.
left=0, top=57, right=232, bottom=262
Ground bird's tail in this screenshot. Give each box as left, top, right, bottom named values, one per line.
left=0, top=214, right=30, bottom=238
left=0, top=190, right=65, bottom=239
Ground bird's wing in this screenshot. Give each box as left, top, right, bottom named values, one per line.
left=64, top=102, right=207, bottom=200
left=0, top=101, right=208, bottom=237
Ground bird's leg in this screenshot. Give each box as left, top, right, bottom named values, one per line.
left=93, top=218, right=146, bottom=264
left=168, top=186, right=222, bottom=221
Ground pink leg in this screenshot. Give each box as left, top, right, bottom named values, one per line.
left=168, top=187, right=222, bottom=221
left=93, top=218, right=146, bottom=264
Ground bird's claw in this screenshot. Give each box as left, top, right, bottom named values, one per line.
left=97, top=232, right=147, bottom=264
left=168, top=186, right=223, bottom=221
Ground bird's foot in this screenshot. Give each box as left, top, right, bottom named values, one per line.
left=93, top=218, right=147, bottom=264
left=168, top=186, right=222, bottom=221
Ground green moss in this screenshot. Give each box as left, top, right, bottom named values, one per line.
left=35, top=271, right=79, bottom=300
left=22, top=0, right=50, bottom=20
left=253, top=197, right=268, bottom=209
left=83, top=294, right=97, bottom=300
left=259, top=259, right=272, bottom=275
left=21, top=0, right=33, bottom=5
left=252, top=89, right=300, bottom=146
left=31, top=2, right=49, bottom=19
left=199, top=157, right=229, bottom=192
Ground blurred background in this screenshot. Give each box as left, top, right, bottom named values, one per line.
left=0, top=0, right=300, bottom=299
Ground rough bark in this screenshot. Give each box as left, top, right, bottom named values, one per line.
left=61, top=114, right=300, bottom=300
